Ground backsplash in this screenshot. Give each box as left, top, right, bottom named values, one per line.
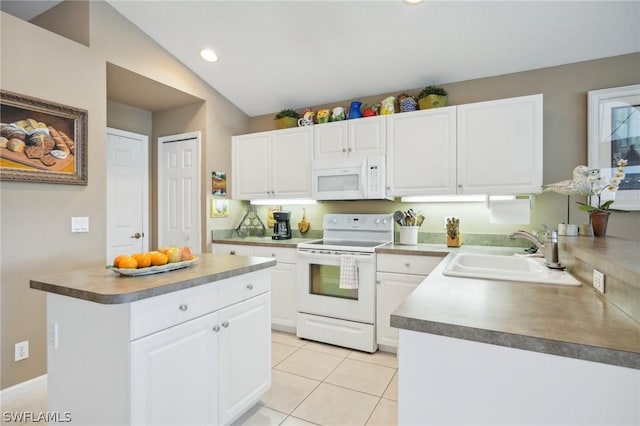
left=212, top=228, right=531, bottom=249
left=207, top=195, right=570, bottom=248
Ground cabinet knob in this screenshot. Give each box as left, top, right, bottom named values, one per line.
left=213, top=325, right=220, bottom=332
left=230, top=250, right=236, bottom=255
left=348, top=148, right=352, bottom=152
left=405, top=262, right=411, bottom=267
left=457, top=184, right=463, bottom=189
left=271, top=253, right=276, bottom=258
left=342, top=148, right=347, bottom=152
left=222, top=321, right=229, bottom=328
left=179, top=304, right=188, bottom=311
left=246, top=283, right=254, bottom=290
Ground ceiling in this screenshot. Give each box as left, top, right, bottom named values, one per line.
left=0, top=0, right=62, bottom=21
left=4, top=1, right=640, bottom=118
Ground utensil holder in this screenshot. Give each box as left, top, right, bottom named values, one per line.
left=399, top=226, right=418, bottom=245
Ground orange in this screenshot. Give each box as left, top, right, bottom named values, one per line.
left=118, top=256, right=138, bottom=269
left=150, top=251, right=169, bottom=266
left=113, top=254, right=127, bottom=268
left=133, top=252, right=152, bottom=268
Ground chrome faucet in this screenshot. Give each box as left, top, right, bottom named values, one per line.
left=509, top=225, right=565, bottom=270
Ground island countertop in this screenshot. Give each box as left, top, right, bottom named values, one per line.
left=30, top=253, right=276, bottom=304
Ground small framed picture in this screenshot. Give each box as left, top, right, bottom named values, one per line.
left=211, top=199, right=229, bottom=218
left=212, top=171, right=227, bottom=195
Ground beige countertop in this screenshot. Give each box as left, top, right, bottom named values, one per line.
left=391, top=248, right=640, bottom=370
left=30, top=253, right=277, bottom=304
left=211, top=236, right=640, bottom=368
left=212, top=237, right=312, bottom=249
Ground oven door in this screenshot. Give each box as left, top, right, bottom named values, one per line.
left=296, top=249, right=376, bottom=324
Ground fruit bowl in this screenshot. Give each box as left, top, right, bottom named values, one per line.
left=107, top=257, right=199, bottom=277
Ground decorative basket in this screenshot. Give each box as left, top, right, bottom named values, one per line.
left=398, top=94, right=418, bottom=113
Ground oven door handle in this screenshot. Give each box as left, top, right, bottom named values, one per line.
left=296, top=251, right=375, bottom=262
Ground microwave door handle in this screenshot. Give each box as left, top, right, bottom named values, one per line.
left=360, top=160, right=368, bottom=198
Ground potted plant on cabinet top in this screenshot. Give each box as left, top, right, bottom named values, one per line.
left=274, top=109, right=300, bottom=129
left=417, top=85, right=448, bottom=109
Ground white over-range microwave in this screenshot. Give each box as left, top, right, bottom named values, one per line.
left=311, top=155, right=391, bottom=200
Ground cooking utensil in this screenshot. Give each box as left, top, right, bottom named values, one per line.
left=416, top=214, right=425, bottom=227
left=298, top=208, right=310, bottom=234
left=393, top=210, right=405, bottom=226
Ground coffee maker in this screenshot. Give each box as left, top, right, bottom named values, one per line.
left=272, top=211, right=292, bottom=240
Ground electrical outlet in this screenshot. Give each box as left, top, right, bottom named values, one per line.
left=593, top=269, right=605, bottom=294
left=15, top=340, right=29, bottom=361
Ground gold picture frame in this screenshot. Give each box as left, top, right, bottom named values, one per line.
left=1, top=90, right=88, bottom=185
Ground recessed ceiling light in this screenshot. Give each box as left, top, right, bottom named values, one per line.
left=404, top=0, right=424, bottom=4
left=200, top=48, right=218, bottom=62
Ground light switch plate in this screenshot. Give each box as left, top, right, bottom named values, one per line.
left=71, top=217, right=89, bottom=233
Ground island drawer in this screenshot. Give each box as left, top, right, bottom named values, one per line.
left=377, top=254, right=443, bottom=276
left=217, top=270, right=270, bottom=308
left=129, top=270, right=269, bottom=340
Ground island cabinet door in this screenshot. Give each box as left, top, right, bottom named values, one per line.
left=130, top=311, right=219, bottom=426
left=218, top=292, right=272, bottom=425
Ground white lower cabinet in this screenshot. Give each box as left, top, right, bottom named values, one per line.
left=131, top=292, right=270, bottom=426
left=46, top=270, right=271, bottom=426
left=213, top=244, right=297, bottom=332
left=376, top=254, right=443, bottom=349
left=131, top=311, right=219, bottom=425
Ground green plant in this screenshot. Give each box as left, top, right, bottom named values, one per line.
left=274, top=109, right=300, bottom=120
left=417, top=85, right=448, bottom=99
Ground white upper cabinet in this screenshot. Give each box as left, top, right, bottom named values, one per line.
left=232, top=131, right=271, bottom=200
left=457, top=94, right=543, bottom=194
left=314, top=116, right=386, bottom=160
left=386, top=107, right=457, bottom=196
left=232, top=127, right=313, bottom=200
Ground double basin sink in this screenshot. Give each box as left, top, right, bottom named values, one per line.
left=443, top=252, right=581, bottom=286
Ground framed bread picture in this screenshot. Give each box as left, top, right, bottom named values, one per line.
left=0, top=90, right=88, bottom=185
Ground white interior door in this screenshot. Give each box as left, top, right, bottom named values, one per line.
left=158, top=132, right=201, bottom=252
left=106, top=128, right=149, bottom=263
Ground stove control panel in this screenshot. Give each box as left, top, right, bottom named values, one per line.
left=323, top=214, right=393, bottom=231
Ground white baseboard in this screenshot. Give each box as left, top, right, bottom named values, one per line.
left=0, top=374, right=47, bottom=406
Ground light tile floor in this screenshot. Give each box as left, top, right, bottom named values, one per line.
left=1, top=331, right=397, bottom=426
left=235, top=331, right=398, bottom=426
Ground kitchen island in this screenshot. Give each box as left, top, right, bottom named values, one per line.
left=30, top=253, right=276, bottom=426
left=390, top=238, right=640, bottom=425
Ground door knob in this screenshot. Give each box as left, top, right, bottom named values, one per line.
left=130, top=232, right=143, bottom=239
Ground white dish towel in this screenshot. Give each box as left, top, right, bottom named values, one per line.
left=339, top=255, right=359, bottom=289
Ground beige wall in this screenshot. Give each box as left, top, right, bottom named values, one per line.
left=107, top=100, right=153, bottom=137
left=0, top=1, right=249, bottom=389
left=249, top=54, right=640, bottom=241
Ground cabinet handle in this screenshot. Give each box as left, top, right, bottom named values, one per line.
left=179, top=304, right=188, bottom=311
left=230, top=250, right=236, bottom=255
left=246, top=283, right=254, bottom=290
left=222, top=321, right=229, bottom=328
left=213, top=325, right=220, bottom=332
